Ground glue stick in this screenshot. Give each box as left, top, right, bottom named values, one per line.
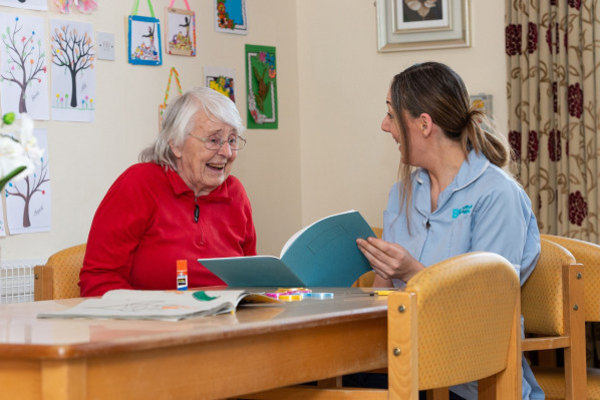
left=176, top=259, right=188, bottom=290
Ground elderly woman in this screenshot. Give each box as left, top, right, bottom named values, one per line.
left=356, top=62, right=543, bottom=399
left=79, top=87, right=256, bottom=296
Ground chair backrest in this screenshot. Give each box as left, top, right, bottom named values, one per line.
left=521, top=239, right=578, bottom=335
left=387, top=252, right=521, bottom=397
left=541, top=234, right=600, bottom=322
left=34, top=243, right=86, bottom=300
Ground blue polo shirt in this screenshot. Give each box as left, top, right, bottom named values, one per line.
left=384, top=149, right=540, bottom=287
left=383, top=149, right=543, bottom=400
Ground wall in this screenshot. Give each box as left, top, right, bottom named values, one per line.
left=2, top=0, right=302, bottom=260
left=2, top=0, right=507, bottom=261
left=296, top=0, right=508, bottom=229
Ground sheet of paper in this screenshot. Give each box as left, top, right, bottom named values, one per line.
left=5, top=128, right=51, bottom=234
left=50, top=19, right=96, bottom=122
left=0, top=0, right=48, bottom=11
left=0, top=13, right=50, bottom=120
left=204, top=66, right=236, bottom=103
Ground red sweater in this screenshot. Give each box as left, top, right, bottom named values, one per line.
left=79, top=163, right=257, bottom=296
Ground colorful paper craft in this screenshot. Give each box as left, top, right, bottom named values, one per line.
left=165, top=1, right=196, bottom=57
left=245, top=44, right=278, bottom=129
left=215, top=0, right=247, bottom=35
left=55, top=0, right=98, bottom=14
left=5, top=128, right=50, bottom=235
left=50, top=19, right=96, bottom=122
left=204, top=66, right=235, bottom=103
left=158, top=67, right=182, bottom=130
left=0, top=13, right=50, bottom=120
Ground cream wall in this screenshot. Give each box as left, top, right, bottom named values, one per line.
left=2, top=0, right=302, bottom=260
left=3, top=0, right=506, bottom=262
left=296, top=0, right=508, bottom=230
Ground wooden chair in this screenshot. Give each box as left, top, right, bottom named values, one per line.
left=34, top=243, right=86, bottom=300
left=243, top=252, right=522, bottom=399
left=528, top=234, right=599, bottom=399
left=520, top=238, right=586, bottom=400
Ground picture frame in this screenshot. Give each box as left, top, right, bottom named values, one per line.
left=128, top=15, right=162, bottom=66
left=375, top=0, right=470, bottom=52
left=165, top=7, right=196, bottom=56
left=245, top=44, right=277, bottom=130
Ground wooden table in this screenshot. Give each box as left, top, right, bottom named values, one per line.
left=0, top=288, right=388, bottom=400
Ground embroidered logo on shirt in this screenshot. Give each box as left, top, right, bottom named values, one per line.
left=452, top=205, right=473, bottom=219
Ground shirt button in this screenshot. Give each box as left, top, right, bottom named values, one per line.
left=425, top=221, right=431, bottom=229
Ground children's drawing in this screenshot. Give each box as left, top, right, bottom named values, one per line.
left=55, top=0, right=98, bottom=14
left=0, top=0, right=48, bottom=11
left=128, top=15, right=162, bottom=65
left=50, top=19, right=96, bottom=122
left=5, top=128, right=50, bottom=234
left=0, top=13, right=49, bottom=120
left=166, top=7, right=196, bottom=56
left=245, top=44, right=277, bottom=129
left=215, top=0, right=247, bottom=35
left=204, top=66, right=235, bottom=103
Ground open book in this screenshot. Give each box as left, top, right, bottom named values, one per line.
left=37, top=289, right=280, bottom=321
left=199, top=210, right=376, bottom=287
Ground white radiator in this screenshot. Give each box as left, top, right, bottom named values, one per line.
left=0, top=259, right=45, bottom=304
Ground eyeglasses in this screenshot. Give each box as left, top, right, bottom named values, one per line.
left=188, top=133, right=246, bottom=151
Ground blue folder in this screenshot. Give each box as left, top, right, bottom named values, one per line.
left=199, top=210, right=376, bottom=287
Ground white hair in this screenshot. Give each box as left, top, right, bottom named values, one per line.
left=139, top=87, right=244, bottom=170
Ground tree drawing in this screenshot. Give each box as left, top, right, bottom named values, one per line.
left=0, top=17, right=47, bottom=113
left=6, top=158, right=49, bottom=228
left=50, top=25, right=94, bottom=108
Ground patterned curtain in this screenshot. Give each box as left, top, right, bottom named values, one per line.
left=506, top=0, right=600, bottom=368
left=506, top=0, right=600, bottom=241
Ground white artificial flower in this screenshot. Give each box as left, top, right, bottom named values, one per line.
left=0, top=113, right=42, bottom=187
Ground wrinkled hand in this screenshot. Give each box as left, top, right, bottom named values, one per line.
left=356, top=237, right=424, bottom=282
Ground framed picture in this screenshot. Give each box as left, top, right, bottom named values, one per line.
left=165, top=7, right=196, bottom=56
left=245, top=44, right=277, bottom=129
left=215, top=0, right=247, bottom=35
left=128, top=15, right=162, bottom=65
left=375, top=0, right=470, bottom=52
left=204, top=66, right=236, bottom=103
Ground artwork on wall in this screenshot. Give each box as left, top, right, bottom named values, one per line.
left=0, top=210, right=5, bottom=237
left=0, top=0, right=48, bottom=11
left=0, top=13, right=49, bottom=120
left=204, top=66, right=235, bottom=103
left=165, top=5, right=196, bottom=56
left=55, top=0, right=98, bottom=14
left=158, top=67, right=182, bottom=130
left=245, top=44, right=277, bottom=129
left=470, top=93, right=493, bottom=116
left=215, top=0, right=247, bottom=35
left=375, top=0, right=470, bottom=52
left=128, top=15, right=162, bottom=65
left=5, top=128, right=50, bottom=234
left=50, top=19, right=96, bottom=122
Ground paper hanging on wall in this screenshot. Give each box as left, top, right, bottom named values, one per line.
left=0, top=0, right=48, bottom=11
left=0, top=13, right=50, bottom=121
left=128, top=0, right=162, bottom=66
left=5, top=128, right=51, bottom=235
left=204, top=66, right=236, bottom=103
left=50, top=19, right=96, bottom=122
left=165, top=1, right=196, bottom=56
left=245, top=44, right=277, bottom=129
left=0, top=209, right=6, bottom=237
left=215, top=0, right=247, bottom=35
left=158, top=67, right=183, bottom=130
left=55, top=0, right=98, bottom=14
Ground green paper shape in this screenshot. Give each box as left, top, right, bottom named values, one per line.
left=192, top=291, right=218, bottom=301
left=245, top=44, right=278, bottom=129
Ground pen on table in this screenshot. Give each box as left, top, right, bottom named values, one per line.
left=370, top=290, right=395, bottom=296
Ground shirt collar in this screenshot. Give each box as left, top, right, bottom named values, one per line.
left=414, top=149, right=490, bottom=213
left=165, top=167, right=232, bottom=202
